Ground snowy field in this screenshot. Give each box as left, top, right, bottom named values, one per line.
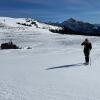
left=0, top=17, right=100, bottom=100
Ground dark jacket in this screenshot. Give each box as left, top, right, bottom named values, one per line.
left=81, top=41, right=92, bottom=56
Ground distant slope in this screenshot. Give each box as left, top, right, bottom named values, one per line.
left=62, top=18, right=95, bottom=33
left=51, top=18, right=100, bottom=36
left=1, top=17, right=100, bottom=36
left=0, top=17, right=62, bottom=33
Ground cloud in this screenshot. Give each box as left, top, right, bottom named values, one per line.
left=83, top=11, right=100, bottom=15
left=0, top=0, right=100, bottom=23
left=0, top=0, right=99, bottom=11
left=0, top=0, right=51, bottom=10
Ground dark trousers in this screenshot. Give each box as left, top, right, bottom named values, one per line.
left=84, top=49, right=90, bottom=63
left=85, top=56, right=89, bottom=63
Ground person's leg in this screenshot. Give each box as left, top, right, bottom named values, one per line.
left=84, top=50, right=89, bottom=64
left=84, top=56, right=89, bottom=65
left=86, top=56, right=89, bottom=63
left=85, top=56, right=87, bottom=63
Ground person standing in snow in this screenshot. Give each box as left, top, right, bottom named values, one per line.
left=81, top=38, right=92, bottom=65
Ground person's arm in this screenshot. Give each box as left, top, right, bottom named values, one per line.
left=81, top=42, right=85, bottom=46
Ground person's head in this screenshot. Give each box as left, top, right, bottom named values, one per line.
left=85, top=38, right=89, bottom=42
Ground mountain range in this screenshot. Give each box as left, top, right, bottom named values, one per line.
left=50, top=18, right=100, bottom=36
left=0, top=17, right=100, bottom=36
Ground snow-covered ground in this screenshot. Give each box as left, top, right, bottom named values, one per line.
left=0, top=17, right=62, bottom=33
left=0, top=17, right=100, bottom=100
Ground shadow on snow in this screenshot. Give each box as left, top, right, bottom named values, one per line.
left=46, top=63, right=84, bottom=70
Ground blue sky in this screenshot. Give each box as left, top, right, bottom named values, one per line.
left=0, top=0, right=100, bottom=23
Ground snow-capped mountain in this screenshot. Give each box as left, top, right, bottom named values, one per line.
left=61, top=18, right=97, bottom=33
left=1, top=17, right=100, bottom=36
left=0, top=17, right=62, bottom=33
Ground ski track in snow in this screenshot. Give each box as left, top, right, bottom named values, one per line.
left=0, top=80, right=33, bottom=100
left=0, top=80, right=98, bottom=100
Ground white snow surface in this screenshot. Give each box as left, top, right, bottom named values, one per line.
left=0, top=17, right=62, bottom=33
left=0, top=17, right=100, bottom=100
